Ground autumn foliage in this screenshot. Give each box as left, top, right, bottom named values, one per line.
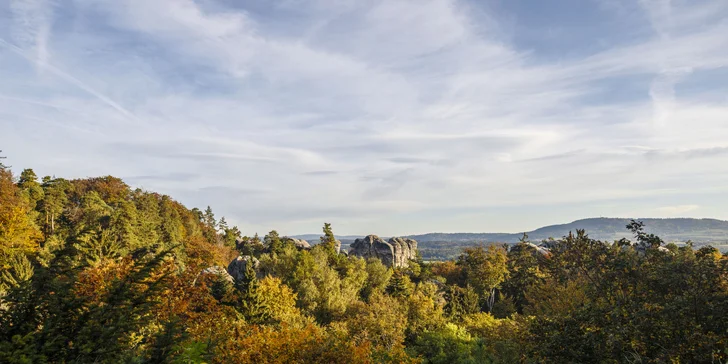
left=1, top=166, right=727, bottom=363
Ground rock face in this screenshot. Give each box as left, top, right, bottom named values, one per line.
left=196, top=266, right=234, bottom=286
left=525, top=242, right=550, bottom=256
left=388, top=237, right=419, bottom=267
left=227, top=256, right=260, bottom=281
left=348, top=235, right=418, bottom=268
left=283, top=237, right=311, bottom=249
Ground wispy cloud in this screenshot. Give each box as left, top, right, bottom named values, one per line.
left=9, top=0, right=53, bottom=68
left=655, top=204, right=700, bottom=215
left=1, top=0, right=727, bottom=235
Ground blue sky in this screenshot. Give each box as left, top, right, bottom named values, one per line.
left=1, top=0, right=728, bottom=236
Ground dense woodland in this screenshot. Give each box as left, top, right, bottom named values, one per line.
left=1, top=158, right=727, bottom=363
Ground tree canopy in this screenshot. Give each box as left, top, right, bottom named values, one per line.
left=0, top=166, right=726, bottom=363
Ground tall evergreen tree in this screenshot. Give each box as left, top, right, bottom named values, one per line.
left=203, top=206, right=216, bottom=229
left=0, top=150, right=7, bottom=170
left=265, top=230, right=283, bottom=255
left=235, top=256, right=270, bottom=324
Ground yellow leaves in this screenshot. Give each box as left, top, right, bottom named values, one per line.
left=256, top=276, right=306, bottom=326
left=344, top=292, right=408, bottom=351
left=0, top=170, right=42, bottom=285
left=0, top=170, right=42, bottom=257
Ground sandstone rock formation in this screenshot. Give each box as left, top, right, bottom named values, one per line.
left=348, top=235, right=418, bottom=268
left=282, top=237, right=311, bottom=249
left=389, top=237, right=418, bottom=267
left=195, top=265, right=234, bottom=286
left=227, top=255, right=260, bottom=281
left=525, top=242, right=550, bottom=256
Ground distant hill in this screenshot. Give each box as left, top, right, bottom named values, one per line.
left=408, top=218, right=728, bottom=244
left=294, top=218, right=728, bottom=260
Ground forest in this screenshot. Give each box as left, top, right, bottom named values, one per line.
left=1, top=160, right=727, bottom=363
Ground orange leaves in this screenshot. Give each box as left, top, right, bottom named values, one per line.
left=213, top=323, right=403, bottom=364
left=430, top=260, right=462, bottom=285
left=73, top=259, right=130, bottom=302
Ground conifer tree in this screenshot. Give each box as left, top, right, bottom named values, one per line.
left=235, top=256, right=270, bottom=323
left=0, top=150, right=7, bottom=170
left=320, top=223, right=338, bottom=254
left=203, top=206, right=216, bottom=228
left=387, top=269, right=414, bottom=298
left=17, top=169, right=44, bottom=210
left=265, top=230, right=283, bottom=255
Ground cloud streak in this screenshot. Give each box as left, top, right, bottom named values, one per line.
left=1, top=0, right=728, bottom=235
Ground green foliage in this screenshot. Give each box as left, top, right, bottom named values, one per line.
left=387, top=269, right=414, bottom=298
left=457, top=244, right=509, bottom=312
left=235, top=255, right=271, bottom=324
left=265, top=230, right=284, bottom=255
left=319, top=223, right=341, bottom=260
left=408, top=323, right=490, bottom=364
left=501, top=240, right=546, bottom=313
left=361, top=258, right=392, bottom=300
left=443, top=285, right=480, bottom=321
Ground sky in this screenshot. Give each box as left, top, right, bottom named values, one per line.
left=1, top=0, right=728, bottom=236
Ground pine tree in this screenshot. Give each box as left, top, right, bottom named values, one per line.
left=387, top=269, right=414, bottom=298
left=0, top=150, right=7, bottom=170
left=39, top=177, right=69, bottom=236
left=218, top=217, right=229, bottom=232
left=203, top=206, right=216, bottom=229
left=319, top=223, right=340, bottom=261
left=17, top=169, right=44, bottom=210
left=0, top=252, right=34, bottom=294
left=265, top=230, right=283, bottom=255
left=235, top=256, right=270, bottom=323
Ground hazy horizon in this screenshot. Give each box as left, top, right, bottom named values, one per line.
left=2, top=0, right=728, bottom=236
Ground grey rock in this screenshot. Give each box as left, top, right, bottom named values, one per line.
left=196, top=266, right=234, bottom=286
left=283, top=237, right=311, bottom=249
left=388, top=237, right=418, bottom=267
left=348, top=235, right=418, bottom=268
left=525, top=242, right=550, bottom=256
left=227, top=256, right=260, bottom=282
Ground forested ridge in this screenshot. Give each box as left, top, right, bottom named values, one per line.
left=1, top=161, right=727, bottom=363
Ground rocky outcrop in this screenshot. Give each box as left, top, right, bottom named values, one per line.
left=282, top=237, right=311, bottom=249
left=195, top=266, right=234, bottom=286
left=348, top=235, right=418, bottom=268
left=525, top=242, right=550, bottom=256
left=227, top=256, right=260, bottom=281
left=388, top=237, right=418, bottom=267
left=626, top=244, right=672, bottom=256
left=235, top=237, right=263, bottom=252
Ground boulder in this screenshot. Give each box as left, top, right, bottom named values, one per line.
left=349, top=235, right=418, bottom=268
left=227, top=256, right=260, bottom=282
